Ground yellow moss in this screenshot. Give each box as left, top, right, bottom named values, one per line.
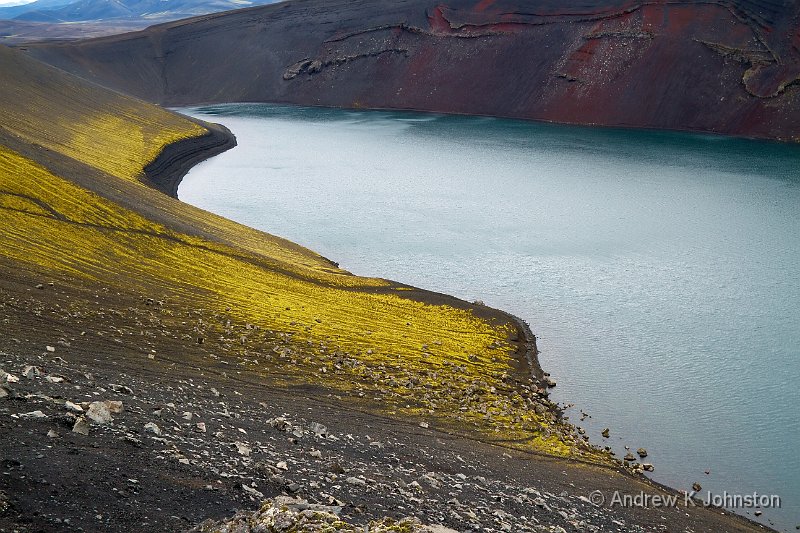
left=0, top=46, right=205, bottom=183
left=0, top=144, right=601, bottom=460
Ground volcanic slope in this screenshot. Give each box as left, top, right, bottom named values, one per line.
left=22, top=0, right=800, bottom=141
left=0, top=43, right=593, bottom=460
left=0, top=45, right=778, bottom=533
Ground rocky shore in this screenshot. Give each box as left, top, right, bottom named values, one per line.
left=0, top=269, right=774, bottom=533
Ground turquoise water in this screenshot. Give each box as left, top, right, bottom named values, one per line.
left=179, top=104, right=800, bottom=530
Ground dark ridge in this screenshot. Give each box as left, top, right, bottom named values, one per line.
left=20, top=0, right=800, bottom=142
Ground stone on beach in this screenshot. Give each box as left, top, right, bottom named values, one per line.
left=86, top=401, right=113, bottom=424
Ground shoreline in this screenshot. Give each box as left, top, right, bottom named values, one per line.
left=142, top=120, right=237, bottom=198
left=130, top=115, right=779, bottom=533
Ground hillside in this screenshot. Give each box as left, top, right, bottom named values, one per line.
left=21, top=0, right=800, bottom=141
left=0, top=41, right=781, bottom=532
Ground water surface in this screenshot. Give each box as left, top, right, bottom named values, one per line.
left=180, top=104, right=800, bottom=530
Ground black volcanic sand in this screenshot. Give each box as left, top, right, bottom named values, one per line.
left=0, top=139, right=776, bottom=532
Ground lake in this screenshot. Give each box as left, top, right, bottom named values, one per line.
left=179, top=104, right=800, bottom=530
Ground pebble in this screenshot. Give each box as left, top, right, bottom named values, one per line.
left=144, top=422, right=162, bottom=436
left=65, top=401, right=84, bottom=413
left=19, top=410, right=47, bottom=419
left=309, top=421, right=327, bottom=436
left=86, top=401, right=113, bottom=424
left=235, top=441, right=251, bottom=457
left=72, top=417, right=90, bottom=435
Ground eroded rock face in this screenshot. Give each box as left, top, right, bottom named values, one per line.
left=24, top=0, right=800, bottom=141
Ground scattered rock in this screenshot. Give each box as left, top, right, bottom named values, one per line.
left=108, top=383, right=133, bottom=394
left=195, top=422, right=207, bottom=433
left=636, top=447, right=648, bottom=458
left=309, top=421, right=327, bottom=436
left=45, top=346, right=55, bottom=353
left=623, top=452, right=636, bottom=462
left=0, top=369, right=19, bottom=384
left=0, top=386, right=9, bottom=399
left=235, top=441, right=251, bottom=457
left=642, top=463, right=655, bottom=472
left=269, top=416, right=289, bottom=431
left=64, top=401, right=84, bottom=413
left=47, top=429, right=59, bottom=438
left=86, top=401, right=113, bottom=424
left=601, top=428, right=610, bottom=438
left=241, top=484, right=264, bottom=500
left=22, top=365, right=40, bottom=379
left=72, top=417, right=90, bottom=435
left=346, top=476, right=366, bottom=486
left=144, top=422, right=162, bottom=436
left=189, top=497, right=450, bottom=533
left=692, top=482, right=702, bottom=492
left=419, top=421, right=429, bottom=429
left=18, top=410, right=47, bottom=420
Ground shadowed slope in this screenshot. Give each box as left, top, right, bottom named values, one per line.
left=22, top=0, right=800, bottom=141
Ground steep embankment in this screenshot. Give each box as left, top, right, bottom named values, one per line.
left=22, top=0, right=800, bottom=141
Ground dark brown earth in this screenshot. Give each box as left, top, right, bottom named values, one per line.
left=20, top=0, right=800, bottom=141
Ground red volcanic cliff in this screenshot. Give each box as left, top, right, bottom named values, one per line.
left=21, top=0, right=800, bottom=140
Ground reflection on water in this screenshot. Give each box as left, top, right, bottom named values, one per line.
left=180, top=104, right=800, bottom=530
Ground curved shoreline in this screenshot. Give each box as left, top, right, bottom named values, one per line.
left=145, top=117, right=778, bottom=533
left=142, top=121, right=237, bottom=198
